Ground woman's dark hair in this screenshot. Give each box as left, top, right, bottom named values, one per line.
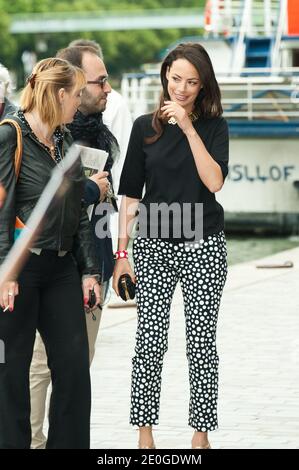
left=147, top=42, right=223, bottom=144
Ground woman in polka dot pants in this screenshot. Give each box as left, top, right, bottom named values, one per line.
left=133, top=233, right=227, bottom=432
left=113, top=43, right=229, bottom=449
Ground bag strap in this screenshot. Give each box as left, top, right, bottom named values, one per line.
left=0, top=118, right=23, bottom=180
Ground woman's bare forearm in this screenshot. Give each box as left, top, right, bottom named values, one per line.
left=117, top=196, right=140, bottom=251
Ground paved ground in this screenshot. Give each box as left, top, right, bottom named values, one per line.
left=90, top=247, right=299, bottom=449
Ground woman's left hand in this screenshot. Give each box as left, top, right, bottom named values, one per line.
left=82, top=277, right=101, bottom=310
left=0, top=280, right=19, bottom=312
left=161, top=101, right=193, bottom=133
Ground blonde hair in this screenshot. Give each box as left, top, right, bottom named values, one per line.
left=20, top=57, right=86, bottom=130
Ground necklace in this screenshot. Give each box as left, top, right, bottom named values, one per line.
left=168, top=111, right=199, bottom=126
left=189, top=111, right=199, bottom=122
left=28, top=112, right=55, bottom=154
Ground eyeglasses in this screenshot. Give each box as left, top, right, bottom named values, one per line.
left=86, top=76, right=109, bottom=88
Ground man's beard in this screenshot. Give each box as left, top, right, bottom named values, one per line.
left=80, top=90, right=106, bottom=115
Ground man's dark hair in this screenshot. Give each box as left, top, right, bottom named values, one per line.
left=68, top=39, right=103, bottom=59
left=56, top=45, right=100, bottom=68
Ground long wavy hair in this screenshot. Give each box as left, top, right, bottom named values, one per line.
left=146, top=42, right=223, bottom=144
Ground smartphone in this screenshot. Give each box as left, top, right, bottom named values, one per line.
left=88, top=288, right=97, bottom=309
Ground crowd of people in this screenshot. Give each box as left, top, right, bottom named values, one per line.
left=0, top=40, right=228, bottom=449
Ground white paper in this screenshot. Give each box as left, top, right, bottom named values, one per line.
left=76, top=144, right=108, bottom=176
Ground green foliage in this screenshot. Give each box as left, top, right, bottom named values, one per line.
left=0, top=6, right=16, bottom=68
left=0, top=0, right=206, bottom=85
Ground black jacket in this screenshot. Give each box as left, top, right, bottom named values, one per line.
left=0, top=98, right=17, bottom=120
left=84, top=179, right=115, bottom=282
left=0, top=115, right=98, bottom=276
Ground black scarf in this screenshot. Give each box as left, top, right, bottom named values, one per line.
left=67, top=110, right=119, bottom=173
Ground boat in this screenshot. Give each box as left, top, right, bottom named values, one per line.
left=121, top=0, right=299, bottom=234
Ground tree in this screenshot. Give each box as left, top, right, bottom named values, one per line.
left=0, top=3, right=16, bottom=69
left=0, top=0, right=206, bottom=84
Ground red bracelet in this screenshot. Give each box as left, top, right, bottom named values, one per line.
left=114, top=249, right=128, bottom=260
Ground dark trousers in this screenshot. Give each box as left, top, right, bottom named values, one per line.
left=0, top=251, right=91, bottom=449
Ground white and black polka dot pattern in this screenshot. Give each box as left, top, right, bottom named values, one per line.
left=130, top=231, right=227, bottom=432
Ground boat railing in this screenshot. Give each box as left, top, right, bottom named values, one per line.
left=121, top=67, right=299, bottom=121
left=229, top=0, right=283, bottom=72
left=221, top=82, right=299, bottom=120
left=271, top=0, right=288, bottom=71
left=207, top=0, right=281, bottom=36
left=231, top=0, right=252, bottom=73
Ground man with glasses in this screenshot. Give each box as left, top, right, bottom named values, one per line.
left=29, top=45, right=119, bottom=449
left=68, top=39, right=133, bottom=254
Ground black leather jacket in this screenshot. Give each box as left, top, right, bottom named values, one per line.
left=0, top=98, right=17, bottom=119
left=0, top=115, right=98, bottom=276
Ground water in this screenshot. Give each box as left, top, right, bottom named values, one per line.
left=227, top=235, right=299, bottom=266
left=128, top=236, right=299, bottom=267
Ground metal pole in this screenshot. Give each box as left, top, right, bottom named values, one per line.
left=264, top=0, right=272, bottom=35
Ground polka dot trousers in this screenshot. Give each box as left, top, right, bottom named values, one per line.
left=130, top=232, right=227, bottom=432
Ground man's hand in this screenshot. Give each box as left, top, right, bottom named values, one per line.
left=89, top=171, right=109, bottom=201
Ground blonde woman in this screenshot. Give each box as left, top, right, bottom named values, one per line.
left=0, top=58, right=100, bottom=449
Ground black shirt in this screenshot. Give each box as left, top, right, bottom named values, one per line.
left=118, top=113, right=229, bottom=241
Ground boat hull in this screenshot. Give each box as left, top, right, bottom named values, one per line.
left=218, top=136, right=299, bottom=233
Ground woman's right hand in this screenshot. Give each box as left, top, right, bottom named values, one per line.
left=112, top=259, right=136, bottom=296
left=0, top=280, right=19, bottom=312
